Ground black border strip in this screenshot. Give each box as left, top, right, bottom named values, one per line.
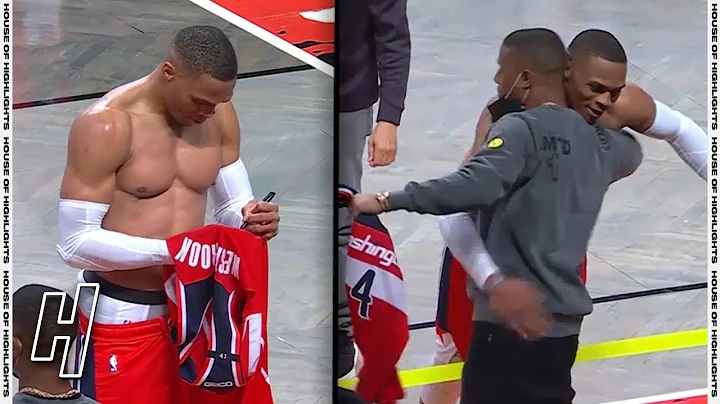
left=331, top=3, right=340, bottom=400
left=13, top=64, right=314, bottom=110
left=407, top=281, right=708, bottom=331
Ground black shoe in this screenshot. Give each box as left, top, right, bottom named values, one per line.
left=336, top=329, right=356, bottom=379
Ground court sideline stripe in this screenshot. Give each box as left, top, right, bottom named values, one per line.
left=600, top=388, right=707, bottom=404
left=337, top=328, right=707, bottom=390
left=186, top=0, right=334, bottom=77
left=408, top=281, right=707, bottom=331
left=13, top=64, right=314, bottom=110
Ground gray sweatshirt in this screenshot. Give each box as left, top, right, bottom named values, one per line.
left=13, top=393, right=98, bottom=404
left=387, top=105, right=643, bottom=337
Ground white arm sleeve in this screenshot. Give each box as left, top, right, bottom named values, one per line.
left=209, top=157, right=254, bottom=228
left=56, top=199, right=173, bottom=271
left=438, top=213, right=499, bottom=290
left=643, top=100, right=707, bottom=181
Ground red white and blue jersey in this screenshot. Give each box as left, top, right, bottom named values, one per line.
left=434, top=247, right=474, bottom=359
left=164, top=224, right=271, bottom=402
left=340, top=185, right=409, bottom=404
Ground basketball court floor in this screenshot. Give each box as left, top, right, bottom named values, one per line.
left=13, top=0, right=333, bottom=402
left=357, top=0, right=707, bottom=403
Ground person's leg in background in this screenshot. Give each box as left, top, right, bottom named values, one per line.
left=419, top=332, right=462, bottom=404
left=420, top=247, right=473, bottom=404
left=337, top=107, right=374, bottom=379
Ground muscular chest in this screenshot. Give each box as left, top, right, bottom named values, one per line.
left=117, top=118, right=223, bottom=198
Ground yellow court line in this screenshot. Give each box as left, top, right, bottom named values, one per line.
left=337, top=328, right=707, bottom=390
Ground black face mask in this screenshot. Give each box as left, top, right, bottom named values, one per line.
left=487, top=96, right=525, bottom=123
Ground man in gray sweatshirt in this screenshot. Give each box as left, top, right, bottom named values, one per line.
left=350, top=28, right=643, bottom=404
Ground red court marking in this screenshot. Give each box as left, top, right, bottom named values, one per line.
left=649, top=396, right=707, bottom=404
left=210, top=0, right=334, bottom=61
left=649, top=397, right=706, bottom=404
left=603, top=390, right=707, bottom=404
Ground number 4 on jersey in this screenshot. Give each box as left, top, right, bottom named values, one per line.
left=350, top=269, right=376, bottom=320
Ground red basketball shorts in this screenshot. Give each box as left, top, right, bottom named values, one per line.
left=73, top=270, right=273, bottom=404
left=434, top=248, right=474, bottom=360
left=76, top=311, right=273, bottom=404
left=75, top=311, right=181, bottom=404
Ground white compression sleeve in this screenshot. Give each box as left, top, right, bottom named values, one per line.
left=209, top=157, right=254, bottom=228
left=56, top=199, right=173, bottom=271
left=645, top=100, right=707, bottom=180
left=437, top=213, right=499, bottom=289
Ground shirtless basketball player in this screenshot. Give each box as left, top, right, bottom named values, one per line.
left=420, top=29, right=707, bottom=404
left=55, top=26, right=280, bottom=404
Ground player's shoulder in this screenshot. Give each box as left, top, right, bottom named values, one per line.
left=603, top=83, right=655, bottom=131
left=212, top=101, right=240, bottom=142
left=75, top=78, right=141, bottom=126
left=70, top=106, right=132, bottom=146
left=618, top=82, right=650, bottom=102
left=214, top=99, right=237, bottom=117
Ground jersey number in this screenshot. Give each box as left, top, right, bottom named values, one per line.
left=350, top=269, right=376, bottom=320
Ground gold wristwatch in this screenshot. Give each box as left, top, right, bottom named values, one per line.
left=376, top=191, right=391, bottom=212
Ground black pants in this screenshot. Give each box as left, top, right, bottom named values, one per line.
left=337, top=387, right=367, bottom=404
left=460, top=321, right=579, bottom=404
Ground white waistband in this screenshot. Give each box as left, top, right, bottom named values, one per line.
left=76, top=270, right=168, bottom=325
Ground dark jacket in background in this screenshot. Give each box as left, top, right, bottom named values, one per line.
left=337, top=0, right=411, bottom=126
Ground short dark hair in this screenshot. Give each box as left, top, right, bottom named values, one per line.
left=171, top=25, right=238, bottom=81
left=502, top=28, right=568, bottom=75
left=568, top=29, right=627, bottom=63
left=14, top=284, right=77, bottom=364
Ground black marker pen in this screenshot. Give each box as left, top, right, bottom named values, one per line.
left=241, top=192, right=276, bottom=229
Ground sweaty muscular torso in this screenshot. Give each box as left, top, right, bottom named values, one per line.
left=89, top=80, right=229, bottom=290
